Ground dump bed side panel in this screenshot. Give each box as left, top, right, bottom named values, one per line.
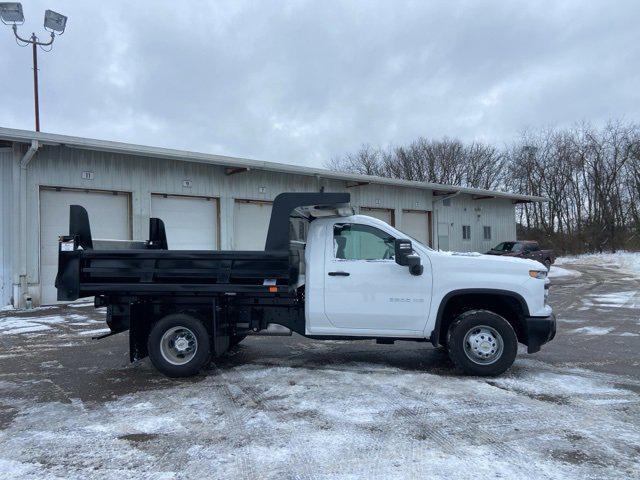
left=56, top=248, right=291, bottom=301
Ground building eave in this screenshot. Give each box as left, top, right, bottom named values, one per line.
left=0, top=126, right=549, bottom=203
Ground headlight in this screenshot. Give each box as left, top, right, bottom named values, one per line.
left=529, top=270, right=547, bottom=279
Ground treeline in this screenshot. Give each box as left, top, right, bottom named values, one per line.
left=327, top=121, right=640, bottom=254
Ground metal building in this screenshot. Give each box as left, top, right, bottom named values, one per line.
left=0, top=127, right=546, bottom=307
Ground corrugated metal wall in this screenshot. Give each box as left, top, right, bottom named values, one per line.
left=434, top=195, right=516, bottom=252
left=14, top=144, right=516, bottom=304
left=0, top=148, right=14, bottom=306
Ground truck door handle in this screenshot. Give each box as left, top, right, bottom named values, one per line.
left=328, top=271, right=350, bottom=276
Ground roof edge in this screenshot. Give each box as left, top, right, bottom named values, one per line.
left=0, top=126, right=549, bottom=203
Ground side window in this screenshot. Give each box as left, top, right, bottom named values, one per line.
left=462, top=225, right=471, bottom=240
left=483, top=226, right=491, bottom=240
left=334, top=224, right=395, bottom=260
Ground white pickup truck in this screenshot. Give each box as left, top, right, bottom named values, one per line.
left=56, top=192, right=556, bottom=377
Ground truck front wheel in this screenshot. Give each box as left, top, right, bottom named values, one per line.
left=447, top=310, right=517, bottom=376
left=148, top=314, right=210, bottom=377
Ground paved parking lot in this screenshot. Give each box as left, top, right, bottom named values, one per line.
left=0, top=260, right=639, bottom=479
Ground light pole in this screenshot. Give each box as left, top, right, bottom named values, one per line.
left=0, top=3, right=68, bottom=132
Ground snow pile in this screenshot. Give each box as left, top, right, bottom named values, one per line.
left=556, top=251, right=640, bottom=278
left=548, top=266, right=581, bottom=279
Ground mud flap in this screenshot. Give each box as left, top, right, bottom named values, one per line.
left=211, top=298, right=230, bottom=358
left=524, top=314, right=557, bottom=353
left=129, top=303, right=151, bottom=362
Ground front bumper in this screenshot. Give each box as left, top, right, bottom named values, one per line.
left=522, top=313, right=556, bottom=353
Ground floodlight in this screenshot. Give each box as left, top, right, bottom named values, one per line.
left=43, top=9, right=66, bottom=33
left=1, top=3, right=68, bottom=131
left=0, top=2, right=24, bottom=24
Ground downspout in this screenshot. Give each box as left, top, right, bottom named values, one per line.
left=432, top=191, right=460, bottom=251
left=18, top=140, right=39, bottom=308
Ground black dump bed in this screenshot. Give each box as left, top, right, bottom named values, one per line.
left=56, top=192, right=349, bottom=301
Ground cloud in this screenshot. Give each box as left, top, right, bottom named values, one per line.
left=0, top=0, right=638, bottom=166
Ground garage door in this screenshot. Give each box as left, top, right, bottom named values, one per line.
left=40, top=188, right=131, bottom=304
left=360, top=207, right=394, bottom=226
left=151, top=195, right=218, bottom=250
left=234, top=200, right=273, bottom=250
left=401, top=210, right=432, bottom=246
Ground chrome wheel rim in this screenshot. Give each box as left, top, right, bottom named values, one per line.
left=463, top=325, right=503, bottom=365
left=160, top=326, right=198, bottom=366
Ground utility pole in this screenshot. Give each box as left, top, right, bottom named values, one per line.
left=31, top=33, right=39, bottom=131
left=15, top=28, right=56, bottom=132
left=0, top=3, right=68, bottom=132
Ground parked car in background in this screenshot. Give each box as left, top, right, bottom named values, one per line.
left=486, top=241, right=555, bottom=270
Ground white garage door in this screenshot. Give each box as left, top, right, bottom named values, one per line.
left=401, top=210, right=431, bottom=246
left=234, top=200, right=273, bottom=250
left=151, top=195, right=218, bottom=250
left=40, top=188, right=131, bottom=304
left=360, top=207, right=394, bottom=226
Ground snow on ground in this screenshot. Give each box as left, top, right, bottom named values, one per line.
left=568, top=326, right=615, bottom=335
left=78, top=328, right=111, bottom=336
left=0, top=315, right=67, bottom=335
left=556, top=251, right=640, bottom=278
left=0, top=313, right=98, bottom=336
left=549, top=265, right=582, bottom=278
left=558, top=317, right=640, bottom=337
left=579, top=291, right=640, bottom=310
left=1, top=305, right=56, bottom=313
left=0, top=359, right=638, bottom=479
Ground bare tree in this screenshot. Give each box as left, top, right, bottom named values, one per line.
left=327, top=121, right=640, bottom=254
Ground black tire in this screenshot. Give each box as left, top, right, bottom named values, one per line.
left=447, top=310, right=518, bottom=376
left=229, top=334, right=247, bottom=347
left=148, top=313, right=210, bottom=378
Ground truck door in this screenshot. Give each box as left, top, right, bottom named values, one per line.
left=324, top=222, right=431, bottom=334
left=524, top=243, right=539, bottom=260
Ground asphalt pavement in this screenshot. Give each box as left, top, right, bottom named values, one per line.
left=0, top=261, right=638, bottom=479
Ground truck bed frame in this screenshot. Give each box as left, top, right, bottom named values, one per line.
left=55, top=192, right=349, bottom=362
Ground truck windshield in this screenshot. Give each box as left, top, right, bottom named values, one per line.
left=493, top=242, right=523, bottom=252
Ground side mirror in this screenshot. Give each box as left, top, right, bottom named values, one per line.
left=394, top=239, right=423, bottom=276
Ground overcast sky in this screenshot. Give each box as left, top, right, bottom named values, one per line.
left=1, top=1, right=638, bottom=167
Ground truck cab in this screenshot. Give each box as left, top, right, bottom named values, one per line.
left=56, top=192, right=556, bottom=378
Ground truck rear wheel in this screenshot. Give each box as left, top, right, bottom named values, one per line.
left=148, top=314, right=210, bottom=377
left=447, top=310, right=517, bottom=376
